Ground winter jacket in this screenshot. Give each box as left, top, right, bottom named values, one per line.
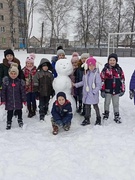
left=100, top=63, right=125, bottom=95
left=51, top=100, right=73, bottom=123
left=1, top=76, right=26, bottom=110
left=74, top=60, right=84, bottom=100
left=0, top=57, right=25, bottom=87
left=51, top=56, right=58, bottom=78
left=75, top=68, right=101, bottom=105
left=22, top=66, right=37, bottom=93
left=129, top=70, right=135, bottom=104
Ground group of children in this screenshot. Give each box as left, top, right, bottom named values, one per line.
left=0, top=47, right=134, bottom=135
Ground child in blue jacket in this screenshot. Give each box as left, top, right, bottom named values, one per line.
left=51, top=92, right=73, bottom=135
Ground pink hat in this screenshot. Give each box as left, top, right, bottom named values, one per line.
left=71, top=52, right=79, bottom=63
left=86, top=56, right=96, bottom=66
left=26, top=53, right=35, bottom=64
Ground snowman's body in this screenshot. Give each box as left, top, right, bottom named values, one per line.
left=49, top=58, right=76, bottom=114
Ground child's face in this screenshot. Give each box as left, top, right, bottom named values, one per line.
left=109, top=58, right=116, bottom=66
left=72, top=61, right=78, bottom=69
left=88, top=64, right=96, bottom=71
left=26, top=62, right=34, bottom=68
left=81, top=58, right=87, bottom=63
left=42, top=65, right=48, bottom=71
left=58, top=96, right=66, bottom=105
left=58, top=54, right=65, bottom=59
left=9, top=71, right=18, bottom=79
left=6, top=54, right=14, bottom=61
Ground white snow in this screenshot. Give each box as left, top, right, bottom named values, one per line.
left=0, top=50, right=135, bottom=180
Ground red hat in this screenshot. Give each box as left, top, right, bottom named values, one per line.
left=26, top=53, right=35, bottom=64
left=86, top=56, right=96, bottom=66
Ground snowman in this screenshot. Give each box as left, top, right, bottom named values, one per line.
left=49, top=58, right=76, bottom=114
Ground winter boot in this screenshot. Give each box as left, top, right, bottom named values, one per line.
left=6, top=123, right=11, bottom=130
left=63, top=123, right=71, bottom=131
left=52, top=124, right=59, bottom=135
left=40, top=115, right=45, bottom=121
left=103, top=111, right=109, bottom=120
left=31, top=105, right=36, bottom=117
left=81, top=118, right=90, bottom=126
left=18, top=119, right=23, bottom=128
left=80, top=104, right=85, bottom=116
left=114, top=112, right=121, bottom=124
left=95, top=116, right=101, bottom=125
left=27, top=105, right=33, bottom=118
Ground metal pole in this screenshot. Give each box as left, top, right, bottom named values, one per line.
left=107, top=33, right=110, bottom=56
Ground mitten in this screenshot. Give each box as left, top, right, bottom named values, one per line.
left=101, top=91, right=106, bottom=98
left=129, top=90, right=134, bottom=99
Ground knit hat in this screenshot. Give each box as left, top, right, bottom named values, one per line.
left=56, top=92, right=67, bottom=100
left=108, top=53, right=118, bottom=62
left=42, top=62, right=48, bottom=67
left=57, top=49, right=65, bottom=56
left=4, top=49, right=14, bottom=58
left=71, top=52, right=79, bottom=63
left=81, top=53, right=89, bottom=59
left=8, top=63, right=19, bottom=76
left=86, top=56, right=96, bottom=66
left=26, top=53, right=35, bottom=64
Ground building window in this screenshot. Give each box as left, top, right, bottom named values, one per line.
left=2, top=37, right=6, bottom=44
left=0, top=3, right=3, bottom=9
left=0, top=27, right=5, bottom=32
left=0, top=15, right=4, bottom=21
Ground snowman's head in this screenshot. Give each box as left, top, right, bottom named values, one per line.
left=55, top=58, right=73, bottom=76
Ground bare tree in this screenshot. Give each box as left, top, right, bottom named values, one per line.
left=6, top=0, right=15, bottom=49
left=38, top=0, right=73, bottom=46
left=124, top=0, right=135, bottom=47
left=75, top=0, right=94, bottom=48
left=27, top=0, right=38, bottom=47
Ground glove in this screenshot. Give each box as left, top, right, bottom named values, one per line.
left=23, top=102, right=27, bottom=106
left=129, top=90, right=134, bottom=99
left=101, top=91, right=106, bottom=98
left=119, top=91, right=125, bottom=97
left=0, top=102, right=5, bottom=105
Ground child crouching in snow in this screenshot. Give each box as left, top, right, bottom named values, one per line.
left=51, top=92, right=73, bottom=135
left=0, top=63, right=26, bottom=130
left=73, top=56, right=102, bottom=126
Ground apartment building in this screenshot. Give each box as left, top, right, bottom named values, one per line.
left=0, top=0, right=27, bottom=49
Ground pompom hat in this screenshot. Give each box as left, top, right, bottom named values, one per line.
left=57, top=49, right=65, bottom=56
left=86, top=56, right=96, bottom=66
left=8, top=63, right=19, bottom=76
left=26, top=53, right=35, bottom=64
left=71, top=52, right=79, bottom=63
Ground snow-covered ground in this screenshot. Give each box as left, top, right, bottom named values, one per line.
left=0, top=50, right=135, bottom=180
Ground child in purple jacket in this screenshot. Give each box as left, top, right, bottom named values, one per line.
left=129, top=70, right=135, bottom=104
left=73, top=56, right=102, bottom=126
left=1, top=63, right=26, bottom=130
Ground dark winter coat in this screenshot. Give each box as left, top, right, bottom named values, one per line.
left=100, top=63, right=125, bottom=95
left=33, top=58, right=54, bottom=97
left=22, top=66, right=37, bottom=93
left=51, top=56, right=58, bottom=78
left=1, top=76, right=26, bottom=110
left=51, top=100, right=73, bottom=123
left=0, top=57, right=24, bottom=87
left=129, top=70, right=135, bottom=104
left=74, top=60, right=84, bottom=100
